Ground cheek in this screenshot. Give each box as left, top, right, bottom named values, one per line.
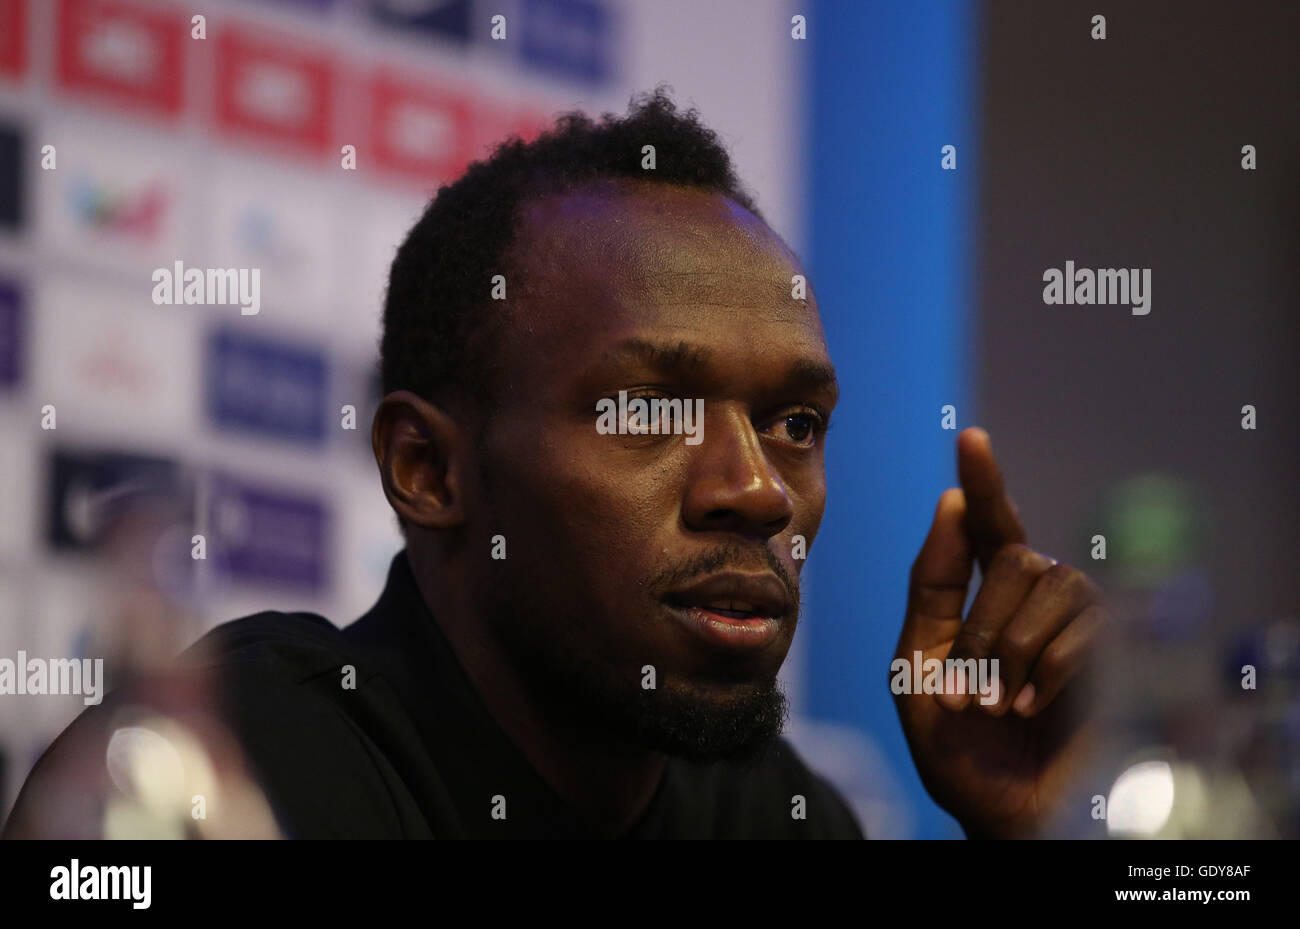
left=796, top=474, right=828, bottom=536
left=486, top=443, right=685, bottom=657
left=781, top=468, right=827, bottom=562
left=490, top=432, right=680, bottom=583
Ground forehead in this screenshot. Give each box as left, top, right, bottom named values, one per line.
left=504, top=180, right=826, bottom=355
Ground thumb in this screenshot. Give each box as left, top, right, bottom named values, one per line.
left=898, top=488, right=975, bottom=654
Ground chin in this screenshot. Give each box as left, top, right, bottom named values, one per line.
left=624, top=675, right=790, bottom=764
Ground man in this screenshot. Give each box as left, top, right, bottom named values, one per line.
left=4, top=90, right=1106, bottom=839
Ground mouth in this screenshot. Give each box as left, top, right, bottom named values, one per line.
left=661, top=572, right=793, bottom=651
left=697, top=602, right=764, bottom=620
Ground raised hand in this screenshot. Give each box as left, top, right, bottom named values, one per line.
left=893, top=428, right=1109, bottom=838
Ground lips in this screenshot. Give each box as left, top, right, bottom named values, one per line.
left=703, top=602, right=759, bottom=618
left=662, top=572, right=793, bottom=621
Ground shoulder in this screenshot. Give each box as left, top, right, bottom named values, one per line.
left=182, top=610, right=353, bottom=673
left=670, top=736, right=865, bottom=839
left=5, top=611, right=413, bottom=839
left=180, top=611, right=420, bottom=837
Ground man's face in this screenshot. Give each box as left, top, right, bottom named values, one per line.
left=469, top=179, right=837, bottom=762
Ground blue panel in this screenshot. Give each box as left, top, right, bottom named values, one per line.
left=205, top=328, right=329, bottom=445
left=521, top=0, right=614, bottom=85
left=806, top=0, right=980, bottom=838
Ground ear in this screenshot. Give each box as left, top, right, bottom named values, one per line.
left=371, top=390, right=473, bottom=530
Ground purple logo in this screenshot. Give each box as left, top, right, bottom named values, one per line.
left=208, top=473, right=330, bottom=592
left=206, top=328, right=329, bottom=444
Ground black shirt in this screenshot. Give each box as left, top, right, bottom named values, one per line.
left=12, top=552, right=865, bottom=839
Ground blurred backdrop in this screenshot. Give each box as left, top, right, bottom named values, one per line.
left=0, top=0, right=1295, bottom=838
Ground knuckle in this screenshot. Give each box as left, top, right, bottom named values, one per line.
left=991, top=543, right=1033, bottom=574
left=1039, top=562, right=1079, bottom=596
left=998, top=629, right=1039, bottom=664
left=992, top=543, right=1051, bottom=579
left=952, top=625, right=995, bottom=657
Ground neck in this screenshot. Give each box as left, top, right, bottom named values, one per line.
left=406, top=548, right=667, bottom=836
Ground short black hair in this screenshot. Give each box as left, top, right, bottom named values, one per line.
left=380, top=86, right=762, bottom=409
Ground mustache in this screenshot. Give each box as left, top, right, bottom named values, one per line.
left=648, top=542, right=800, bottom=612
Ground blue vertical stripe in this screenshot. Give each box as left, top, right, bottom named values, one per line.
left=806, top=0, right=980, bottom=838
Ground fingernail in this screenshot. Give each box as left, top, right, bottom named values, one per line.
left=936, top=691, right=965, bottom=711
left=938, top=666, right=969, bottom=710
left=1013, top=682, right=1036, bottom=716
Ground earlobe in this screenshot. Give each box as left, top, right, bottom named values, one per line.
left=371, top=391, right=469, bottom=530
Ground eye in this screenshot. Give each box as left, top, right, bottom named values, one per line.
left=624, top=390, right=676, bottom=433
left=762, top=409, right=825, bottom=447
left=597, top=389, right=684, bottom=439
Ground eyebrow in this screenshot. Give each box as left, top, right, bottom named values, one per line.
left=604, top=337, right=714, bottom=372
left=788, top=357, right=840, bottom=405
left=603, top=337, right=839, bottom=404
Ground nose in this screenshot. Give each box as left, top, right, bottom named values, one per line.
left=681, top=404, right=794, bottom=539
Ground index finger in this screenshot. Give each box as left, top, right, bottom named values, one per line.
left=957, top=427, right=1026, bottom=573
